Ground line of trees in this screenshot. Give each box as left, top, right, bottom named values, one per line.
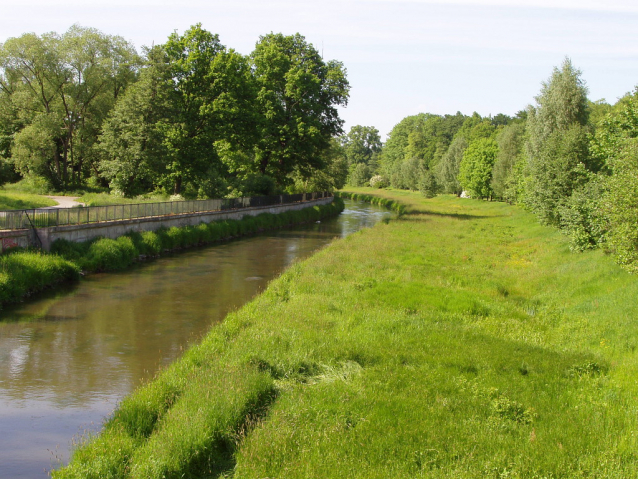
left=348, top=58, right=638, bottom=272
left=0, top=24, right=350, bottom=197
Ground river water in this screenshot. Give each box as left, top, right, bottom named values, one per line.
left=0, top=200, right=390, bottom=478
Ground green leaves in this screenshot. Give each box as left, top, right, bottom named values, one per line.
left=251, top=33, right=349, bottom=184
left=0, top=26, right=140, bottom=188
left=458, top=138, right=498, bottom=199
left=524, top=58, right=591, bottom=226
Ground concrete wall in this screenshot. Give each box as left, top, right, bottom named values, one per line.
left=9, top=197, right=332, bottom=251
left=0, top=229, right=30, bottom=253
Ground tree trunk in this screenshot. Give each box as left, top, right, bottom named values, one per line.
left=173, top=176, right=182, bottom=195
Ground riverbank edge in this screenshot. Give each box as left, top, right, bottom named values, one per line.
left=53, top=192, right=403, bottom=479
left=54, top=189, right=638, bottom=477
left=335, top=190, right=407, bottom=215
left=0, top=198, right=344, bottom=310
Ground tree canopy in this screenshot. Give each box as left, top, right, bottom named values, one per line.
left=251, top=33, right=349, bottom=187
left=0, top=25, right=139, bottom=188
left=0, top=26, right=350, bottom=196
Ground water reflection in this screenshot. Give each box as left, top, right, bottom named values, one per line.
left=0, top=200, right=391, bottom=478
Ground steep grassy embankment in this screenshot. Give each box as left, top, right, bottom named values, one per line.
left=56, top=190, right=638, bottom=478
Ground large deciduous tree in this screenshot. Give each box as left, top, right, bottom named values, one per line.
left=251, top=33, right=349, bottom=186
left=100, top=24, right=256, bottom=197
left=0, top=25, right=139, bottom=188
left=435, top=136, right=467, bottom=195
left=341, top=125, right=382, bottom=166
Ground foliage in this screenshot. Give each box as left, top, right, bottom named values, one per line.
left=369, top=175, right=388, bottom=188
left=558, top=175, right=607, bottom=251
left=100, top=24, right=255, bottom=198
left=418, top=169, right=438, bottom=198
left=435, top=136, right=467, bottom=195
left=453, top=112, right=497, bottom=144
left=347, top=163, right=372, bottom=187
left=458, top=138, right=498, bottom=198
left=340, top=125, right=382, bottom=167
left=602, top=145, right=638, bottom=270
left=524, top=58, right=592, bottom=226
left=251, top=33, right=349, bottom=186
left=287, top=138, right=348, bottom=194
left=391, top=156, right=423, bottom=191
left=0, top=25, right=139, bottom=189
left=380, top=112, right=466, bottom=187
left=525, top=124, right=591, bottom=225
left=491, top=122, right=526, bottom=201
left=589, top=89, right=638, bottom=270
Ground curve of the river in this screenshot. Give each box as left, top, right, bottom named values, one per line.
left=0, top=200, right=391, bottom=478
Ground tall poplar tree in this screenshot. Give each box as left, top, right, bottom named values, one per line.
left=524, top=58, right=592, bottom=225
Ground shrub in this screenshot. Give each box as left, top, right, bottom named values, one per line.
left=81, top=237, right=137, bottom=272
left=0, top=251, right=80, bottom=306
left=369, top=175, right=388, bottom=188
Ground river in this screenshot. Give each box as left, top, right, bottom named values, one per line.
left=0, top=200, right=391, bottom=478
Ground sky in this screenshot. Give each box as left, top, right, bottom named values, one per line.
left=1, top=0, right=637, bottom=138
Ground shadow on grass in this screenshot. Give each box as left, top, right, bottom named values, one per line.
left=403, top=209, right=501, bottom=220
left=202, top=386, right=279, bottom=479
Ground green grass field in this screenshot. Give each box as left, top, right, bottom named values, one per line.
left=56, top=189, right=638, bottom=478
left=0, top=190, right=56, bottom=210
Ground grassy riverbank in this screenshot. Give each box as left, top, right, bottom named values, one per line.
left=0, top=199, right=343, bottom=309
left=56, top=189, right=638, bottom=478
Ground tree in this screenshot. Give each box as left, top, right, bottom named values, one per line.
left=251, top=33, right=349, bottom=186
left=100, top=25, right=256, bottom=197
left=98, top=55, right=169, bottom=195
left=348, top=163, right=372, bottom=187
left=435, top=136, right=467, bottom=195
left=419, top=170, right=438, bottom=198
left=288, top=138, right=348, bottom=193
left=458, top=138, right=498, bottom=199
left=340, top=125, right=382, bottom=166
left=491, top=122, right=526, bottom=201
left=0, top=25, right=139, bottom=188
left=589, top=89, right=638, bottom=269
left=524, top=58, right=591, bottom=225
left=379, top=112, right=465, bottom=189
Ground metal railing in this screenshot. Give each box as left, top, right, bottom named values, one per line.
left=0, top=192, right=333, bottom=230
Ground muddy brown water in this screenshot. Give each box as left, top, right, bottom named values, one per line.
left=0, top=200, right=391, bottom=478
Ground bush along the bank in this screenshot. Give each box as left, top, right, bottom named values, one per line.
left=0, top=250, right=80, bottom=306
left=336, top=191, right=406, bottom=215
left=0, top=199, right=344, bottom=309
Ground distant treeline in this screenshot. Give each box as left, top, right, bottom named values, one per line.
left=343, top=59, right=638, bottom=272
left=0, top=24, right=349, bottom=197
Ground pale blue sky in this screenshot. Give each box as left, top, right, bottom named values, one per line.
left=2, top=0, right=637, bottom=138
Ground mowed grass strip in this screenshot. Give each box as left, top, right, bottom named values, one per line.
left=57, top=191, right=638, bottom=478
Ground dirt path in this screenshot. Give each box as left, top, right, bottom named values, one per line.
left=43, top=196, right=85, bottom=208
